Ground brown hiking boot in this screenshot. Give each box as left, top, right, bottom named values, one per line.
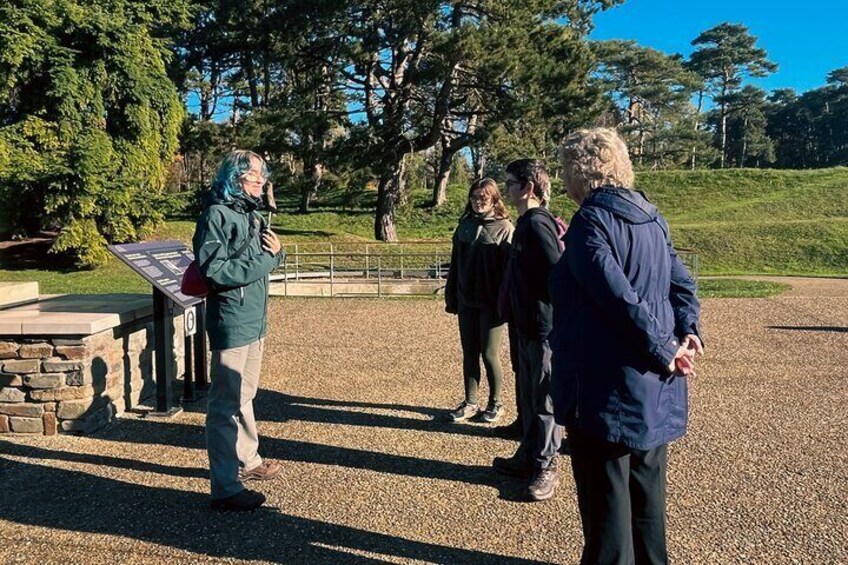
left=240, top=461, right=281, bottom=481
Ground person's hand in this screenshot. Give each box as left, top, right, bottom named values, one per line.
left=682, top=334, right=704, bottom=357
left=668, top=344, right=696, bottom=376
left=261, top=230, right=281, bottom=256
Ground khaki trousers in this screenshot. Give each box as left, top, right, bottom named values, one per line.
left=207, top=338, right=264, bottom=499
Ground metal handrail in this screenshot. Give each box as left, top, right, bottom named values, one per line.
left=272, top=245, right=699, bottom=297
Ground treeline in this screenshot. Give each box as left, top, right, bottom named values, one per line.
left=0, top=1, right=845, bottom=266
left=593, top=24, right=848, bottom=171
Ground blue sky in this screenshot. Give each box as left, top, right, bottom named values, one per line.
left=590, top=0, right=848, bottom=93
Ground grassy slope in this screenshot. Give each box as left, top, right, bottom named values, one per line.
left=636, top=168, right=848, bottom=275
left=1, top=167, right=845, bottom=294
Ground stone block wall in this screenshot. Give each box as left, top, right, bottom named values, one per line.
left=0, top=314, right=185, bottom=435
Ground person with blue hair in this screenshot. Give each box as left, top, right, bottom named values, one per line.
left=192, top=149, right=283, bottom=511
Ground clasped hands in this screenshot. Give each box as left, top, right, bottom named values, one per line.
left=668, top=334, right=704, bottom=377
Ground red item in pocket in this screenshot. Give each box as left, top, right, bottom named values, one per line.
left=180, top=260, right=209, bottom=298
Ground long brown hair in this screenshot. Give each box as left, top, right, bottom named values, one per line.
left=462, top=178, right=509, bottom=220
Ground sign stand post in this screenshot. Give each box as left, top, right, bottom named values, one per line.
left=183, top=331, right=194, bottom=401
left=194, top=302, right=209, bottom=390
left=150, top=288, right=182, bottom=418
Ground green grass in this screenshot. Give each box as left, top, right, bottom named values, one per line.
left=1, top=167, right=846, bottom=294
left=697, top=278, right=791, bottom=298
left=635, top=168, right=848, bottom=275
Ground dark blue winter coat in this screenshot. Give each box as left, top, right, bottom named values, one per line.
left=549, top=187, right=701, bottom=450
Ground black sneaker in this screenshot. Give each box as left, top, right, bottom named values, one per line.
left=527, top=461, right=559, bottom=501
left=210, top=488, right=266, bottom=512
left=493, top=418, right=522, bottom=440
left=448, top=401, right=478, bottom=422
left=492, top=452, right=534, bottom=478
left=479, top=402, right=503, bottom=423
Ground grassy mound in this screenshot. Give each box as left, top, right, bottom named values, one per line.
left=636, top=168, right=848, bottom=275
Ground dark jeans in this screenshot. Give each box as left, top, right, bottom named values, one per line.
left=458, top=306, right=505, bottom=406
left=516, top=336, right=562, bottom=469
left=570, top=431, right=669, bottom=565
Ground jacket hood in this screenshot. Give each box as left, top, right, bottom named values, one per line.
left=582, top=187, right=657, bottom=225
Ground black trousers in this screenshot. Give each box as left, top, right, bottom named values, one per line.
left=570, top=431, right=669, bottom=565
left=508, top=324, right=522, bottom=425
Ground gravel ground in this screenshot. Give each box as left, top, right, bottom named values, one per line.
left=1, top=277, right=846, bottom=564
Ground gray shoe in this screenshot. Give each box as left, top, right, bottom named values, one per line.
left=527, top=461, right=559, bottom=501
left=479, top=402, right=503, bottom=423
left=449, top=401, right=478, bottom=422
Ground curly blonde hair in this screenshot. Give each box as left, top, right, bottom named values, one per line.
left=559, top=128, right=634, bottom=202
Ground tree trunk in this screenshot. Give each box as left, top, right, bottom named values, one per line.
left=471, top=147, right=486, bottom=179
left=740, top=116, right=748, bottom=168
left=299, top=161, right=323, bottom=214
left=374, top=162, right=404, bottom=241
left=243, top=54, right=260, bottom=109
left=432, top=143, right=453, bottom=207
left=396, top=157, right=410, bottom=208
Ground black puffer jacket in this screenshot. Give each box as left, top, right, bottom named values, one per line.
left=445, top=214, right=513, bottom=313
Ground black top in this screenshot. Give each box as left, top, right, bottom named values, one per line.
left=507, top=207, right=562, bottom=339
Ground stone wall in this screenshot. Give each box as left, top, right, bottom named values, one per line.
left=0, top=314, right=184, bottom=435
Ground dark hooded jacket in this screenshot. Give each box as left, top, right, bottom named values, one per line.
left=445, top=214, right=513, bottom=313
left=549, top=187, right=701, bottom=450
left=192, top=192, right=283, bottom=350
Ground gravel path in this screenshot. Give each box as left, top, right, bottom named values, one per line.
left=1, top=277, right=845, bottom=564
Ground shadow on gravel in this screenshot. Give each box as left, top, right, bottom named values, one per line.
left=182, top=390, right=501, bottom=440
left=0, top=453, right=549, bottom=564
left=767, top=325, right=847, bottom=333
left=0, top=441, right=206, bottom=479
left=93, top=418, right=528, bottom=502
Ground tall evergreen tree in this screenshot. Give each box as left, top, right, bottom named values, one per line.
left=593, top=40, right=708, bottom=168
left=687, top=23, right=777, bottom=168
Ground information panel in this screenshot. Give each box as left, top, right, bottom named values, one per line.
left=108, top=240, right=201, bottom=309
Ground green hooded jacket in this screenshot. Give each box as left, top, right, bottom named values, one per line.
left=445, top=214, right=513, bottom=313
left=192, top=194, right=282, bottom=350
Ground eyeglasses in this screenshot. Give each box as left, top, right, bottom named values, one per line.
left=505, top=179, right=524, bottom=188
left=470, top=195, right=492, bottom=204
left=241, top=172, right=267, bottom=185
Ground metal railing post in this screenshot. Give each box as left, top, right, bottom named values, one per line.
left=283, top=253, right=288, bottom=297
left=330, top=249, right=335, bottom=297
left=377, top=256, right=382, bottom=297
left=294, top=243, right=299, bottom=280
